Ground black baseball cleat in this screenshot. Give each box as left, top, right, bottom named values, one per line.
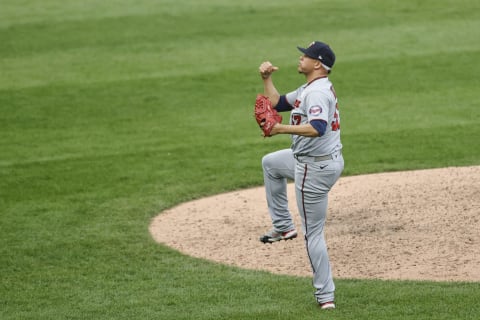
left=259, top=229, right=298, bottom=243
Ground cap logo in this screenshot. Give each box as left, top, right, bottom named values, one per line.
left=318, top=55, right=323, bottom=60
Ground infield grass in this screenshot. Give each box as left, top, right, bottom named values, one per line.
left=1, top=0, right=480, bottom=319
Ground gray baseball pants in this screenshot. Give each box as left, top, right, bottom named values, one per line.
left=262, top=148, right=344, bottom=304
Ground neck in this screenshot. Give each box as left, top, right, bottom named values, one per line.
left=306, top=74, right=327, bottom=85
left=305, top=71, right=328, bottom=83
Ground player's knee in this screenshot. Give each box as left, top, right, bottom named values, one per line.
left=262, top=153, right=275, bottom=170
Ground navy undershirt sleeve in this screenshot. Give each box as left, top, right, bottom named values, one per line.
left=274, top=95, right=293, bottom=112
left=310, top=119, right=327, bottom=136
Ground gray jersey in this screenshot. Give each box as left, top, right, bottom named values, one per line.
left=285, top=77, right=342, bottom=156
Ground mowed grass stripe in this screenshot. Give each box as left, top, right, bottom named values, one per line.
left=2, top=3, right=479, bottom=89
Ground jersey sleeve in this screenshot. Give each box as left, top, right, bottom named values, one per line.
left=310, top=119, right=327, bottom=136
left=274, top=95, right=293, bottom=112
left=304, top=91, right=330, bottom=123
left=285, top=88, right=301, bottom=106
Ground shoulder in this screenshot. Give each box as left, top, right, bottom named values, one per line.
left=304, top=83, right=334, bottom=101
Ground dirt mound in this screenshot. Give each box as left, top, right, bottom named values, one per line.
left=150, top=166, right=480, bottom=282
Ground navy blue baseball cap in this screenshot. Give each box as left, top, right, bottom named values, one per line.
left=297, top=41, right=336, bottom=69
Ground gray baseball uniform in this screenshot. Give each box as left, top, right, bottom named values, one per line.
left=262, top=76, right=344, bottom=304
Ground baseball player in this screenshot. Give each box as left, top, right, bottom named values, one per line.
left=257, top=41, right=344, bottom=309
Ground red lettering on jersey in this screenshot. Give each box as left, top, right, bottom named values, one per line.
left=331, top=107, right=340, bottom=131
left=291, top=114, right=302, bottom=125
left=293, top=99, right=301, bottom=109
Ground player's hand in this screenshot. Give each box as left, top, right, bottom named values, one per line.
left=261, top=122, right=280, bottom=137
left=259, top=61, right=279, bottom=79
left=269, top=123, right=281, bottom=136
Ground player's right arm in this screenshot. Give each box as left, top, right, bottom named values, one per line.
left=259, top=61, right=280, bottom=106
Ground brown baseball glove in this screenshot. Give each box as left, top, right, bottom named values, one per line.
left=254, top=94, right=282, bottom=137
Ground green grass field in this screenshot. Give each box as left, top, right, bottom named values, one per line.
left=1, top=0, right=480, bottom=319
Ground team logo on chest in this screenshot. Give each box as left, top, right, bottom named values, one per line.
left=309, top=105, right=322, bottom=116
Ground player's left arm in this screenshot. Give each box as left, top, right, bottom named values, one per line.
left=269, top=121, right=325, bottom=137
left=271, top=91, right=329, bottom=137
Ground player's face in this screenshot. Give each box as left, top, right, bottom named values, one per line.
left=298, top=54, right=317, bottom=74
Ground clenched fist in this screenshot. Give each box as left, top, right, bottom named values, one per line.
left=259, top=61, right=279, bottom=79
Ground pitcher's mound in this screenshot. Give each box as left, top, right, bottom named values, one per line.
left=150, top=166, right=480, bottom=282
